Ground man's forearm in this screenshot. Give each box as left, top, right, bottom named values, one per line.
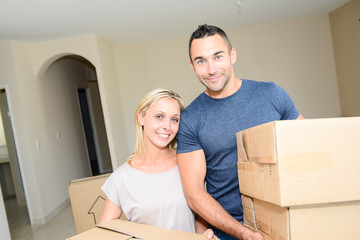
left=186, top=189, right=257, bottom=239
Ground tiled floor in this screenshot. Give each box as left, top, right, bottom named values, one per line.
left=5, top=197, right=77, bottom=240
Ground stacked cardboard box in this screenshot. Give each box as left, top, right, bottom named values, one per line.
left=236, top=117, right=360, bottom=240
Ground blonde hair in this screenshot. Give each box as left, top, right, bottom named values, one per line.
left=128, top=88, right=184, bottom=161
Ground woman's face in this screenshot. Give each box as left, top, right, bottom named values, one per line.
left=138, top=98, right=181, bottom=150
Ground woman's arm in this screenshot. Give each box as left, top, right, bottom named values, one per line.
left=99, top=197, right=123, bottom=223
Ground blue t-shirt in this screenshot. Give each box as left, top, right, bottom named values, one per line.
left=177, top=79, right=299, bottom=239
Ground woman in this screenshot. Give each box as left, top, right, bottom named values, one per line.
left=100, top=89, right=216, bottom=239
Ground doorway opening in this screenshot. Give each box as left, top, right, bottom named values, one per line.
left=0, top=89, right=28, bottom=239
left=73, top=58, right=112, bottom=176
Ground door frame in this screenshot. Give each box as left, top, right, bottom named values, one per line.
left=0, top=85, right=28, bottom=238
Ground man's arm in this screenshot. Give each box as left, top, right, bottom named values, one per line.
left=177, top=149, right=263, bottom=240
left=195, top=214, right=220, bottom=240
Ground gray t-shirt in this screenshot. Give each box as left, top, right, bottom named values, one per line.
left=101, top=162, right=195, bottom=233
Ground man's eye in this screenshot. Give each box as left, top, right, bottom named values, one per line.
left=197, top=60, right=204, bottom=64
left=216, top=55, right=222, bottom=60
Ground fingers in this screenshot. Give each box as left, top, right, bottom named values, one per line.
left=202, top=228, right=218, bottom=240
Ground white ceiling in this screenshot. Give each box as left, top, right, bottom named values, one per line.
left=0, top=0, right=350, bottom=43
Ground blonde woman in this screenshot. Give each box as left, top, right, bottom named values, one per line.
left=100, top=89, right=217, bottom=239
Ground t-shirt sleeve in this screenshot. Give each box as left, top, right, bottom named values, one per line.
left=271, top=82, right=300, bottom=120
left=176, top=114, right=202, bottom=154
left=101, top=172, right=121, bottom=208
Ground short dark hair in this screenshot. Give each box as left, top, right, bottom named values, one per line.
left=188, top=24, right=232, bottom=60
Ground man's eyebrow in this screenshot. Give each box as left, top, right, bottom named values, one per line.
left=214, top=50, right=225, bottom=55
left=193, top=50, right=225, bottom=62
left=193, top=56, right=203, bottom=62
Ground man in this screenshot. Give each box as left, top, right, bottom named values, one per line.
left=176, top=24, right=304, bottom=240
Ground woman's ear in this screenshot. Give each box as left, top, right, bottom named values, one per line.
left=137, top=111, right=145, bottom=126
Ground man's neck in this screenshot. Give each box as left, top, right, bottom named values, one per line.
left=205, top=78, right=242, bottom=99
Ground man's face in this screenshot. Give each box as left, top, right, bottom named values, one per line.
left=190, top=34, right=236, bottom=97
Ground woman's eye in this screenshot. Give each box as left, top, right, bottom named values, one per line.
left=172, top=118, right=179, bottom=123
left=156, top=114, right=163, bottom=119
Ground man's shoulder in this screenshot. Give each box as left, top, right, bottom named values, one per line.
left=242, top=79, right=280, bottom=96
left=243, top=79, right=277, bottom=89
left=182, top=93, right=205, bottom=115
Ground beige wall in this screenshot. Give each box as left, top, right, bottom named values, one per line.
left=113, top=39, right=203, bottom=154
left=330, top=0, right=360, bottom=117
left=0, top=12, right=345, bottom=225
left=229, top=14, right=341, bottom=118
left=92, top=36, right=129, bottom=170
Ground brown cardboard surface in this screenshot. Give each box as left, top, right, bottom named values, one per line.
left=68, top=173, right=126, bottom=233
left=242, top=195, right=360, bottom=240
left=67, top=219, right=208, bottom=240
left=241, top=195, right=256, bottom=229
left=236, top=117, right=360, bottom=206
left=66, top=227, right=130, bottom=240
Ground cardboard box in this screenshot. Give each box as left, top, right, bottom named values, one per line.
left=68, top=173, right=127, bottom=233
left=236, top=117, right=360, bottom=206
left=67, top=219, right=207, bottom=240
left=241, top=195, right=360, bottom=240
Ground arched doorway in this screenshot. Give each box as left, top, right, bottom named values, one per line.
left=3, top=54, right=113, bottom=239
left=52, top=55, right=113, bottom=176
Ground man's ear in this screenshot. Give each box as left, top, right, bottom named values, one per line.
left=137, top=111, right=144, bottom=126
left=230, top=48, right=237, bottom=64
left=189, top=59, right=195, bottom=71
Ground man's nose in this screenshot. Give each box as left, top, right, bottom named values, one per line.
left=207, top=61, right=216, bottom=75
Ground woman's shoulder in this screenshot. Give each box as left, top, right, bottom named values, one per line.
left=109, top=161, right=132, bottom=178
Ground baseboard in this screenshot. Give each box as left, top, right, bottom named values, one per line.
left=31, top=198, right=70, bottom=225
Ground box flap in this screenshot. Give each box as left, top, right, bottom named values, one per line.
left=236, top=121, right=277, bottom=164
left=97, top=219, right=207, bottom=240
left=253, top=198, right=289, bottom=239
left=68, top=174, right=111, bottom=233
left=242, top=195, right=257, bottom=229
left=238, top=161, right=281, bottom=205
left=69, top=173, right=111, bottom=185
left=242, top=195, right=289, bottom=240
